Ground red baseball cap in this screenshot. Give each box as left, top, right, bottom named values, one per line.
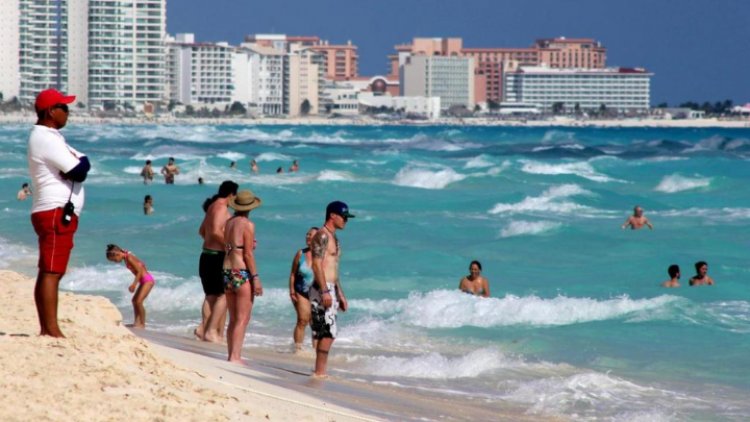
left=35, top=88, right=76, bottom=110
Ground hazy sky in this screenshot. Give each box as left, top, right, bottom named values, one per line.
left=168, top=0, right=750, bottom=105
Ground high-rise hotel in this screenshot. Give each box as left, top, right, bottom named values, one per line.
left=4, top=0, right=166, bottom=109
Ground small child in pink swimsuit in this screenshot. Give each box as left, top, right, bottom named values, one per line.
left=106, top=244, right=155, bottom=328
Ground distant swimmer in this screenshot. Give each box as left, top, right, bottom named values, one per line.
left=622, top=206, right=653, bottom=230
left=161, top=157, right=180, bottom=184
left=17, top=182, right=32, bottom=200
left=289, top=160, right=299, bottom=172
left=198, top=177, right=204, bottom=185
left=276, top=166, right=283, bottom=174
left=230, top=161, right=236, bottom=170
left=143, top=194, right=154, bottom=215
left=459, top=260, right=490, bottom=297
left=250, top=159, right=259, bottom=174
left=689, top=261, right=715, bottom=286
left=140, top=160, right=154, bottom=184
left=661, top=264, right=680, bottom=288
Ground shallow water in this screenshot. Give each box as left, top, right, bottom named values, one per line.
left=2, top=123, right=749, bottom=420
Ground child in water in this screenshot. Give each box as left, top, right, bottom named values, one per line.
left=106, top=244, right=155, bottom=328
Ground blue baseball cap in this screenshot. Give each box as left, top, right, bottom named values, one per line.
left=326, top=201, right=355, bottom=219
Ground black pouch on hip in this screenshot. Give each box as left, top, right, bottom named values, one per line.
left=62, top=200, right=75, bottom=226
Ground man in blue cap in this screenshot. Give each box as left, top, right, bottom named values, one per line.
left=309, top=200, right=355, bottom=377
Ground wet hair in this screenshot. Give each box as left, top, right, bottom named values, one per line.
left=144, top=195, right=152, bottom=202
left=469, top=260, right=482, bottom=271
left=202, top=180, right=238, bottom=212
left=694, top=261, right=707, bottom=272
left=22, top=183, right=28, bottom=188
left=668, top=264, right=680, bottom=278
left=106, top=244, right=123, bottom=257
left=145, top=159, right=151, bottom=165
left=168, top=157, right=175, bottom=162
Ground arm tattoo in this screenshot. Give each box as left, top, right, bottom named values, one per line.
left=311, top=232, right=328, bottom=259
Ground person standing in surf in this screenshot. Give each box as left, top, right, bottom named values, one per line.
left=309, top=201, right=354, bottom=377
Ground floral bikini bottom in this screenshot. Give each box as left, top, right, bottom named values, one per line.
left=223, top=269, right=251, bottom=291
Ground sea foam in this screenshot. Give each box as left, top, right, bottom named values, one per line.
left=500, top=220, right=562, bottom=238
left=654, top=174, right=711, bottom=193
left=489, top=184, right=603, bottom=217
left=393, top=164, right=466, bottom=189
left=520, top=160, right=622, bottom=183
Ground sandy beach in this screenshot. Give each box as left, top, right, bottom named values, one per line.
left=1, top=110, right=749, bottom=128
left=0, top=270, right=552, bottom=421
left=0, top=270, right=376, bottom=422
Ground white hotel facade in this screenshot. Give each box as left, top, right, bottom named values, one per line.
left=504, top=66, right=652, bottom=112
left=400, top=55, right=474, bottom=111
left=3, top=0, right=166, bottom=109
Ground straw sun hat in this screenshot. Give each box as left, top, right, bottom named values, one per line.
left=229, top=189, right=262, bottom=212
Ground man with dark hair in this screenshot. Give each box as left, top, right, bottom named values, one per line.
left=661, top=264, right=680, bottom=288
left=161, top=157, right=179, bottom=184
left=196, top=180, right=238, bottom=342
left=309, top=200, right=354, bottom=377
left=28, top=88, right=90, bottom=337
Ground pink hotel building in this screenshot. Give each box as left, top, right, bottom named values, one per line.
left=388, top=37, right=607, bottom=103
left=244, top=35, right=359, bottom=81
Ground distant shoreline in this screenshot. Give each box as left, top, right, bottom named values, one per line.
left=2, top=111, right=749, bottom=128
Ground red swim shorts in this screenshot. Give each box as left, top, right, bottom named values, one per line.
left=31, top=208, right=79, bottom=274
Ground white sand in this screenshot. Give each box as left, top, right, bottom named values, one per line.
left=1, top=110, right=749, bottom=128
left=0, top=270, right=376, bottom=422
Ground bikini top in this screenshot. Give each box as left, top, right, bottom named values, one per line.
left=124, top=251, right=148, bottom=273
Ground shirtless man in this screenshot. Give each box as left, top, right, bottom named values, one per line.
left=661, top=264, right=680, bottom=288
left=161, top=157, right=180, bottom=184
left=622, top=206, right=653, bottom=230
left=689, top=261, right=715, bottom=286
left=309, top=201, right=354, bottom=377
left=197, top=181, right=238, bottom=342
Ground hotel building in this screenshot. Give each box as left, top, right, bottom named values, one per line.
left=0, top=0, right=20, bottom=100
left=18, top=0, right=88, bottom=104
left=167, top=33, right=236, bottom=105
left=11, top=0, right=166, bottom=109
left=287, top=46, right=321, bottom=116
left=309, top=41, right=358, bottom=80
left=242, top=44, right=286, bottom=116
left=390, top=37, right=607, bottom=104
left=88, top=0, right=167, bottom=110
left=401, top=55, right=474, bottom=110
left=503, top=66, right=652, bottom=112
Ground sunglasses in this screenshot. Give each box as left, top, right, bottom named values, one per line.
left=52, top=103, right=69, bottom=113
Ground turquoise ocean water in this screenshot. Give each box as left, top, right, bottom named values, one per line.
left=1, top=123, right=749, bottom=420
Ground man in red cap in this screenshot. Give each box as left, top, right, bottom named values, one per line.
left=28, top=88, right=91, bottom=337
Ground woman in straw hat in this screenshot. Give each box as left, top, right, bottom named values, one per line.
left=222, top=189, right=263, bottom=363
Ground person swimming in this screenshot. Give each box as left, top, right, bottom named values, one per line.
left=458, top=260, right=490, bottom=297
left=661, top=264, right=680, bottom=288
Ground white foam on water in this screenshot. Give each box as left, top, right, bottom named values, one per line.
left=655, top=207, right=750, bottom=222
left=520, top=159, right=623, bottom=183
left=395, top=290, right=681, bottom=328
left=654, top=174, right=711, bottom=193
left=499, top=220, right=562, bottom=238
left=393, top=164, right=466, bottom=189
left=344, top=347, right=528, bottom=379
left=464, top=155, right=495, bottom=169
left=502, top=372, right=710, bottom=421
left=217, top=151, right=246, bottom=161
left=0, top=236, right=35, bottom=270
left=489, top=184, right=607, bottom=217
left=317, top=170, right=356, bottom=182
left=254, top=152, right=293, bottom=162
left=532, top=143, right=585, bottom=152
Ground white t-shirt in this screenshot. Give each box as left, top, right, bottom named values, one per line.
left=28, top=125, right=86, bottom=215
